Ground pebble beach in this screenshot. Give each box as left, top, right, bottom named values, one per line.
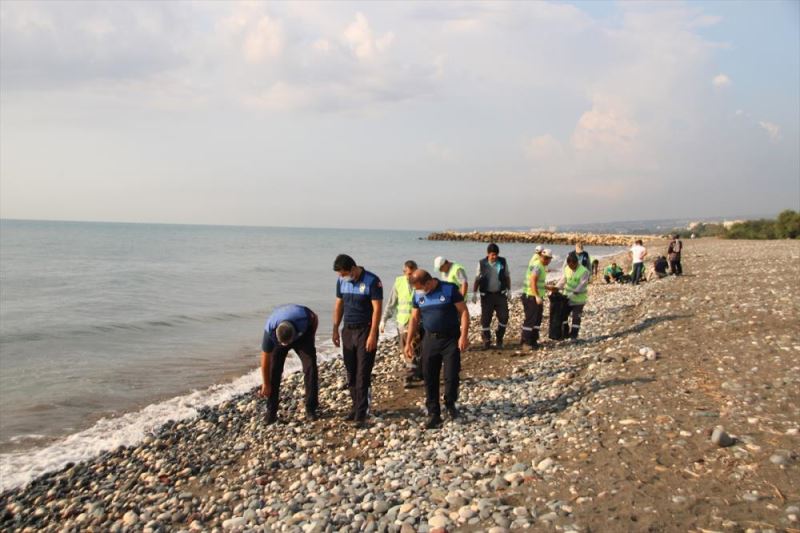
left=1, top=238, right=798, bottom=533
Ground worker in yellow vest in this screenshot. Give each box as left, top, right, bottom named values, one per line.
left=521, top=248, right=552, bottom=350
left=380, top=260, right=422, bottom=387
left=433, top=256, right=469, bottom=299
left=555, top=252, right=590, bottom=340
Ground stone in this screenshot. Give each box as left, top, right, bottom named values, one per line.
left=428, top=515, right=449, bottom=528
left=123, top=511, right=139, bottom=526
left=711, top=427, right=735, bottom=447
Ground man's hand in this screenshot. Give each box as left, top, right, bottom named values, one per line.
left=535, top=295, right=543, bottom=305
left=458, top=335, right=469, bottom=352
left=366, top=332, right=378, bottom=352
left=332, top=328, right=340, bottom=348
left=379, top=320, right=386, bottom=333
left=471, top=293, right=478, bottom=304
left=258, top=383, right=271, bottom=398
left=404, top=341, right=414, bottom=361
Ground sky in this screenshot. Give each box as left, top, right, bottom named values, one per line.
left=1, top=0, right=798, bottom=230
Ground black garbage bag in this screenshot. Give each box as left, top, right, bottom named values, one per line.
left=548, top=292, right=571, bottom=340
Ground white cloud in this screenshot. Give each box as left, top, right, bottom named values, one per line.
left=343, top=12, right=394, bottom=61
left=759, top=121, right=782, bottom=141
left=712, top=73, right=731, bottom=88
left=525, top=134, right=564, bottom=160
left=241, top=15, right=284, bottom=63
left=427, top=142, right=457, bottom=162
left=571, top=106, right=639, bottom=155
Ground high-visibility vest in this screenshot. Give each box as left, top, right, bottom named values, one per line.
left=445, top=262, right=467, bottom=293
left=394, top=275, right=414, bottom=326
left=523, top=256, right=546, bottom=298
left=563, top=264, right=589, bottom=304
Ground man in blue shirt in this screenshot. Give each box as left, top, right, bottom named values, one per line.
left=258, top=304, right=319, bottom=424
left=332, top=254, right=383, bottom=428
left=405, top=269, right=470, bottom=429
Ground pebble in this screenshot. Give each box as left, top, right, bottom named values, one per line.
left=711, top=426, right=735, bottom=447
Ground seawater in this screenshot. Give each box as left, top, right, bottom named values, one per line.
left=0, top=219, right=622, bottom=490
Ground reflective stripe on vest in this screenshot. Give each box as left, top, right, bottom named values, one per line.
left=522, top=256, right=546, bottom=298
left=394, top=275, right=414, bottom=326
left=564, top=264, right=589, bottom=304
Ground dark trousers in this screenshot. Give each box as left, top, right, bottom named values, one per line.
left=480, top=292, right=509, bottom=343
left=269, top=333, right=319, bottom=415
left=342, top=325, right=376, bottom=419
left=631, top=263, right=645, bottom=285
left=670, top=258, right=682, bottom=275
left=421, top=334, right=461, bottom=417
left=521, top=294, right=544, bottom=346
left=568, top=304, right=585, bottom=339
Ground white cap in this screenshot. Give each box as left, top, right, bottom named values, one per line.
left=433, top=256, right=445, bottom=270
left=534, top=245, right=543, bottom=253
left=541, top=248, right=553, bottom=258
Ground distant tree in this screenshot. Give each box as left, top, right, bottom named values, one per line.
left=775, top=209, right=800, bottom=239
left=725, top=210, right=799, bottom=239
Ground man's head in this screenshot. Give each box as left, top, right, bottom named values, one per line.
left=409, top=269, right=436, bottom=292
left=673, top=234, right=680, bottom=239
left=333, top=254, right=357, bottom=280
left=486, top=243, right=499, bottom=262
left=534, top=245, right=543, bottom=255
left=433, top=256, right=449, bottom=273
left=403, top=260, right=418, bottom=280
left=635, top=239, right=643, bottom=246
left=566, top=251, right=579, bottom=270
left=540, top=248, right=553, bottom=266
left=276, top=321, right=296, bottom=346
left=611, top=261, right=618, bottom=268
left=575, top=243, right=584, bottom=252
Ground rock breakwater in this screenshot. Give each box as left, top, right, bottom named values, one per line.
left=427, top=230, right=650, bottom=247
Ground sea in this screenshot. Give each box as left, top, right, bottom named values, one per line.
left=0, top=219, right=623, bottom=491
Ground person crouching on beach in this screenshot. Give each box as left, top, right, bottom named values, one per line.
left=380, top=260, right=423, bottom=388
left=332, top=254, right=383, bottom=429
left=555, top=252, right=590, bottom=340
left=472, top=243, right=511, bottom=349
left=405, top=269, right=469, bottom=429
left=603, top=262, right=624, bottom=284
left=259, top=304, right=319, bottom=424
left=521, top=248, right=553, bottom=351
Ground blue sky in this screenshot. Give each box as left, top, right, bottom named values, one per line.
left=1, top=1, right=798, bottom=230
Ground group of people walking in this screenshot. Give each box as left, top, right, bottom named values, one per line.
left=257, top=243, right=593, bottom=430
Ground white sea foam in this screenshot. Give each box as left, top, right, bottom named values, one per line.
left=0, top=341, right=340, bottom=493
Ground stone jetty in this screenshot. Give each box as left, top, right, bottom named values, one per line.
left=427, top=230, right=650, bottom=246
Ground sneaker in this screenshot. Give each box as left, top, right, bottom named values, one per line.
left=425, top=415, right=443, bottom=430
left=266, top=412, right=278, bottom=425
left=495, top=340, right=504, bottom=349
left=343, top=411, right=356, bottom=422
left=353, top=417, right=369, bottom=429
left=305, top=409, right=319, bottom=421
left=482, top=341, right=491, bottom=350
left=445, top=406, right=459, bottom=420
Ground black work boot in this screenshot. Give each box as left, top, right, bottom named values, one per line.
left=425, top=415, right=443, bottom=430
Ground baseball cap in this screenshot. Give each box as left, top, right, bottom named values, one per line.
left=535, top=245, right=543, bottom=253
left=541, top=249, right=553, bottom=258
left=433, top=256, right=445, bottom=270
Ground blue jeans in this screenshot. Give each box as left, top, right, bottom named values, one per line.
left=631, top=263, right=644, bottom=285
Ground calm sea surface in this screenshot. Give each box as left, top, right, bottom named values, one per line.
left=0, top=219, right=621, bottom=489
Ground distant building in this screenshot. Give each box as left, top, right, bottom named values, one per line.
left=723, top=220, right=745, bottom=229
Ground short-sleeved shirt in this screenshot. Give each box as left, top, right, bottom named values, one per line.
left=262, top=304, right=312, bottom=352
left=412, top=281, right=463, bottom=333
left=630, top=245, right=647, bottom=264
left=336, top=268, right=383, bottom=326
